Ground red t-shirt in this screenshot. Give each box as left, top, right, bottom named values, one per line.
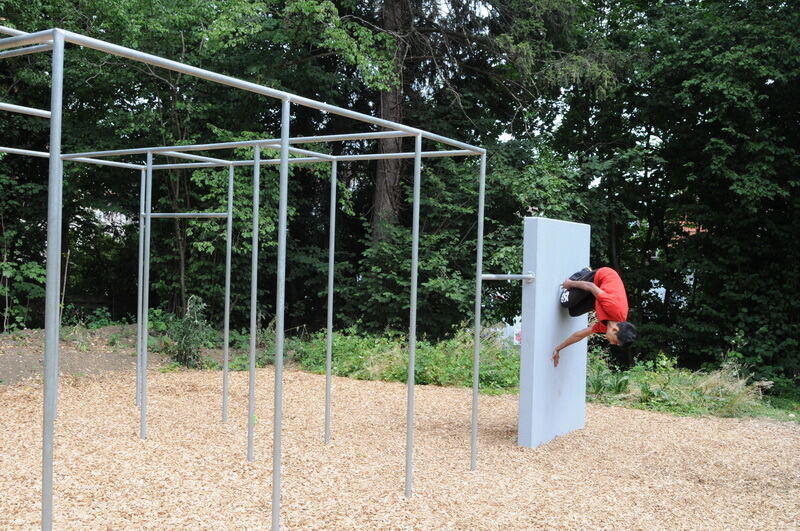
left=590, top=267, right=629, bottom=333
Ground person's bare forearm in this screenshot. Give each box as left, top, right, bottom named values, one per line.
left=556, top=327, right=593, bottom=351
left=552, top=326, right=594, bottom=367
left=563, top=279, right=602, bottom=296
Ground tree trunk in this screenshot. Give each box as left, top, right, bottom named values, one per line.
left=173, top=218, right=187, bottom=314
left=1, top=215, right=8, bottom=331
left=371, top=0, right=410, bottom=243
left=169, top=171, right=188, bottom=314
left=609, top=220, right=620, bottom=271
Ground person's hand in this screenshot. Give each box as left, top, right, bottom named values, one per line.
left=562, top=279, right=575, bottom=290
left=552, top=348, right=560, bottom=367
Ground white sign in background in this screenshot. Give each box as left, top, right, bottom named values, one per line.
left=518, top=217, right=591, bottom=448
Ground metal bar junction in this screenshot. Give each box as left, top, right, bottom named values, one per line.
left=0, top=25, right=490, bottom=531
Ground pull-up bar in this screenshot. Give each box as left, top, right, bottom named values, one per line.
left=147, top=212, right=229, bottom=219
left=160, top=151, right=231, bottom=165
left=482, top=272, right=536, bottom=284
left=0, top=101, right=51, bottom=118
left=61, top=131, right=414, bottom=160
left=0, top=29, right=53, bottom=49
left=0, top=42, right=53, bottom=59
left=0, top=146, right=146, bottom=169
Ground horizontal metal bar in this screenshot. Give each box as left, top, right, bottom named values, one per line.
left=62, top=132, right=409, bottom=160
left=335, top=150, right=476, bottom=161
left=16, top=148, right=475, bottom=168
left=0, top=101, right=51, bottom=118
left=0, top=29, right=53, bottom=51
left=421, top=133, right=485, bottom=154
left=147, top=212, right=229, bottom=219
left=151, top=157, right=325, bottom=170
left=70, top=157, right=145, bottom=170
left=0, top=43, right=53, bottom=60
left=298, top=131, right=412, bottom=143
left=160, top=151, right=232, bottom=164
left=0, top=26, right=27, bottom=37
left=0, top=146, right=144, bottom=169
left=286, top=146, right=336, bottom=161
left=0, top=146, right=49, bottom=158
left=481, top=273, right=536, bottom=284
left=59, top=30, right=483, bottom=153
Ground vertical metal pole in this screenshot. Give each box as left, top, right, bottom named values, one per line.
left=471, top=153, right=487, bottom=471
left=42, top=28, right=64, bottom=531
left=136, top=168, right=145, bottom=407
left=272, top=97, right=291, bottom=531
left=140, top=152, right=153, bottom=440
left=324, top=160, right=337, bottom=444
left=247, top=146, right=260, bottom=461
left=405, top=134, right=423, bottom=498
left=54, top=156, right=63, bottom=419
left=222, top=165, right=234, bottom=422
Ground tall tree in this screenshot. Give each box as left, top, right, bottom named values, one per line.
left=372, top=0, right=410, bottom=242
left=367, top=0, right=617, bottom=242
left=556, top=0, right=800, bottom=377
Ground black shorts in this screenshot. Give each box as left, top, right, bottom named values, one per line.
left=560, top=268, right=596, bottom=317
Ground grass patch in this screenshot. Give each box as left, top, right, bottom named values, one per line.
left=159, top=361, right=184, bottom=373
left=588, top=349, right=797, bottom=422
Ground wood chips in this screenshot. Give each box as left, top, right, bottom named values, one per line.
left=1, top=367, right=798, bottom=529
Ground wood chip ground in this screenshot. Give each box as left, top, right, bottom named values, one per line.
left=2, top=368, right=798, bottom=529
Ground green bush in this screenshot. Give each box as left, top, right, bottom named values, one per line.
left=147, top=308, right=172, bottom=334
left=287, top=326, right=520, bottom=392
left=586, top=348, right=630, bottom=396
left=229, top=353, right=249, bottom=371
left=228, top=328, right=250, bottom=351
left=161, top=296, right=217, bottom=368
left=62, top=304, right=120, bottom=329
left=588, top=350, right=775, bottom=419
left=227, top=320, right=279, bottom=370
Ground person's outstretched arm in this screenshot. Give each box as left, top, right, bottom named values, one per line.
left=552, top=326, right=594, bottom=367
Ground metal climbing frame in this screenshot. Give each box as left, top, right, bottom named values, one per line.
left=0, top=26, right=489, bottom=530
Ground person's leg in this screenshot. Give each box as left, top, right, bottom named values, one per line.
left=568, top=293, right=596, bottom=316
left=560, top=268, right=596, bottom=311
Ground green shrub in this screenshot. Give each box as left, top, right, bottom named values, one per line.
left=147, top=308, right=172, bottom=334
left=161, top=296, right=216, bottom=368
left=201, top=357, right=222, bottom=370
left=586, top=347, right=629, bottom=396
left=255, top=319, right=277, bottom=365
left=583, top=349, right=782, bottom=419
left=588, top=352, right=767, bottom=417
left=159, top=361, right=183, bottom=373
left=62, top=304, right=120, bottom=329
left=228, top=328, right=250, bottom=351
left=227, top=320, right=278, bottom=371
left=287, top=326, right=519, bottom=392
left=229, top=353, right=249, bottom=371
left=85, top=307, right=115, bottom=329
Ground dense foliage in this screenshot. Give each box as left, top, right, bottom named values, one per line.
left=1, top=1, right=798, bottom=384
left=554, top=0, right=800, bottom=382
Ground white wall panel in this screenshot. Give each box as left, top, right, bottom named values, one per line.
left=518, top=217, right=591, bottom=448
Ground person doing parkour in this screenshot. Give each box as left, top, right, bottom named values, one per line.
left=552, top=267, right=637, bottom=367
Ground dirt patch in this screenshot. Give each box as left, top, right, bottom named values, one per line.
left=1, top=368, right=798, bottom=529
left=0, top=325, right=170, bottom=385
